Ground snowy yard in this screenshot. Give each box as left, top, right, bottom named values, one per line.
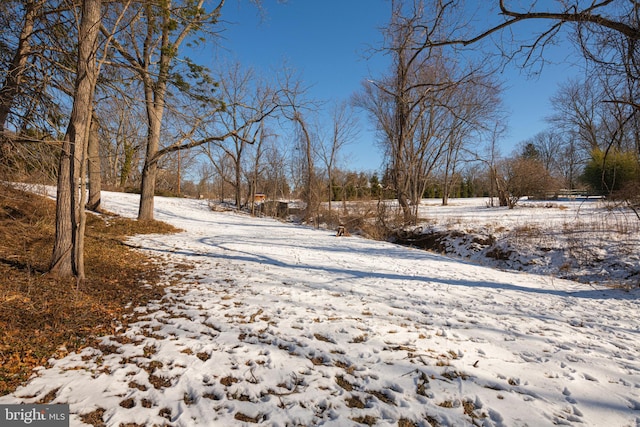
left=402, top=198, right=640, bottom=287
left=1, top=192, right=639, bottom=426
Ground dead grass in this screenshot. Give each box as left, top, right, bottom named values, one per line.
left=0, top=184, right=180, bottom=396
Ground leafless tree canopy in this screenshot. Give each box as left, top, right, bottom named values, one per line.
left=355, top=0, right=502, bottom=223
left=420, top=1, right=639, bottom=111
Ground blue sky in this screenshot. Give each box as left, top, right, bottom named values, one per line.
left=209, top=0, right=580, bottom=173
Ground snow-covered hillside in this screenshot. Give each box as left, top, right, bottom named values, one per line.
left=1, top=191, right=639, bottom=426
left=397, top=198, right=640, bottom=288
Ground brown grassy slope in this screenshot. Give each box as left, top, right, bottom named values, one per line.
left=0, top=185, right=180, bottom=396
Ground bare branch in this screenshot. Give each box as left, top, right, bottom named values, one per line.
left=426, top=0, right=640, bottom=49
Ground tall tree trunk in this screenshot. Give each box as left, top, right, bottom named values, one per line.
left=51, top=135, right=76, bottom=276
left=0, top=0, right=39, bottom=131
left=138, top=102, right=163, bottom=221
left=294, top=113, right=318, bottom=222
left=138, top=154, right=158, bottom=221
left=108, top=0, right=226, bottom=220
left=442, top=145, right=452, bottom=206
left=87, top=111, right=102, bottom=211
left=393, top=75, right=413, bottom=224
left=119, top=139, right=134, bottom=188
left=0, top=0, right=39, bottom=162
left=50, top=0, right=101, bottom=278
left=490, top=166, right=509, bottom=207
left=234, top=151, right=242, bottom=208
left=136, top=0, right=170, bottom=221
left=76, top=125, right=88, bottom=280
left=327, top=171, right=333, bottom=213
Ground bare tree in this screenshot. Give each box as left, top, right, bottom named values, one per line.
left=377, top=0, right=428, bottom=222
left=356, top=0, right=497, bottom=222
left=522, top=130, right=566, bottom=179
left=355, top=0, right=436, bottom=223
left=318, top=101, right=359, bottom=213
left=484, top=122, right=507, bottom=206
left=293, top=111, right=320, bottom=221
left=441, top=74, right=502, bottom=205
left=495, top=156, right=558, bottom=208
left=413, top=0, right=640, bottom=208
left=246, top=124, right=268, bottom=216
left=103, top=0, right=282, bottom=220
left=202, top=147, right=234, bottom=203
left=96, top=94, right=145, bottom=189
left=277, top=67, right=321, bottom=222
left=262, top=137, right=290, bottom=204
left=208, top=62, right=277, bottom=209
left=550, top=76, right=639, bottom=190
left=104, top=0, right=226, bottom=220
left=194, top=161, right=215, bottom=199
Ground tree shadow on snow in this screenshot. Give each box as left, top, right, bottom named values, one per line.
left=134, top=233, right=639, bottom=302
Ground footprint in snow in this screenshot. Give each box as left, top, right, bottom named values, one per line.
left=519, top=351, right=547, bottom=363
left=563, top=387, right=577, bottom=404
left=552, top=405, right=584, bottom=424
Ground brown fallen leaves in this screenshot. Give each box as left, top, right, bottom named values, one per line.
left=0, top=184, right=179, bottom=395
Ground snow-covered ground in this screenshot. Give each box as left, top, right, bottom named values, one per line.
left=401, top=198, right=640, bottom=287
left=2, top=191, right=640, bottom=426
